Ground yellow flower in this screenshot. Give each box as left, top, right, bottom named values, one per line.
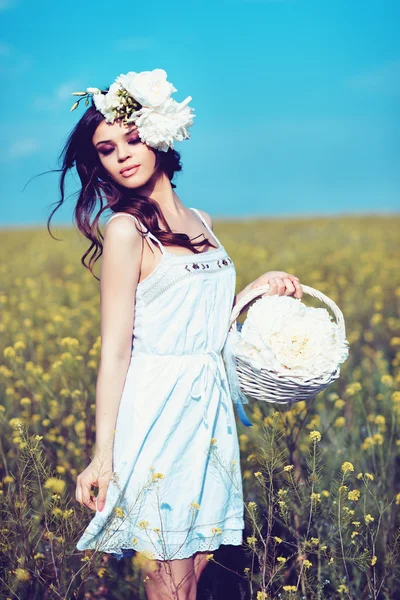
left=310, top=537, right=319, bottom=545
left=257, top=593, right=268, bottom=600
left=341, top=461, right=354, bottom=473
left=391, top=391, right=400, bottom=403
left=277, top=556, right=287, bottom=563
left=311, top=492, right=321, bottom=503
left=365, top=473, right=374, bottom=481
left=334, top=399, right=346, bottom=409
left=190, top=502, right=200, bottom=510
left=338, top=485, right=348, bottom=493
left=381, top=374, right=393, bottom=386
left=138, top=520, right=149, bottom=529
left=4, top=346, right=16, bottom=359
left=352, top=521, right=361, bottom=527
left=343, top=507, right=355, bottom=516
left=43, top=477, right=66, bottom=495
left=321, top=490, right=330, bottom=497
left=248, top=501, right=257, bottom=509
left=206, top=553, right=214, bottom=561
left=303, top=559, right=312, bottom=568
left=334, top=416, right=346, bottom=428
left=309, top=430, right=321, bottom=442
left=211, top=527, right=222, bottom=535
left=395, top=493, right=400, bottom=505
left=348, top=489, right=361, bottom=501
left=283, top=465, right=294, bottom=472
left=14, top=568, right=31, bottom=582
left=351, top=531, right=359, bottom=538
left=210, top=438, right=217, bottom=445
left=274, top=536, right=282, bottom=544
left=247, top=536, right=257, bottom=545
left=371, top=555, right=377, bottom=566
left=345, top=382, right=362, bottom=395
left=151, top=472, right=165, bottom=481
left=365, top=514, right=374, bottom=524
left=283, top=586, right=297, bottom=592
left=114, top=507, right=124, bottom=518
left=361, top=436, right=374, bottom=450
left=337, top=584, right=348, bottom=594
left=356, top=473, right=363, bottom=479
left=254, top=471, right=262, bottom=478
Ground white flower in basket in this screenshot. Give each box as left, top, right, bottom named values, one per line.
left=222, top=282, right=350, bottom=425
left=235, top=295, right=349, bottom=378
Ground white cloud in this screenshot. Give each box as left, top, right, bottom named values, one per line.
left=33, top=79, right=82, bottom=112
left=0, top=0, right=17, bottom=10
left=346, top=59, right=400, bottom=95
left=9, top=138, right=40, bottom=158
left=114, top=37, right=155, bottom=52
left=0, top=40, right=33, bottom=77
left=0, top=41, right=12, bottom=56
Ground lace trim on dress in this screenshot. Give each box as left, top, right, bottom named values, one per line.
left=81, top=528, right=244, bottom=562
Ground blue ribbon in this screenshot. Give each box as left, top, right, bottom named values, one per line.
left=222, top=327, right=253, bottom=427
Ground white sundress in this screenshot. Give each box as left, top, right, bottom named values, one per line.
left=76, top=207, right=253, bottom=562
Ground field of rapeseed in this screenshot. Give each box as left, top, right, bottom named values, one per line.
left=0, top=214, right=399, bottom=599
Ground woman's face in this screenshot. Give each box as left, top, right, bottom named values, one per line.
left=92, top=119, right=158, bottom=189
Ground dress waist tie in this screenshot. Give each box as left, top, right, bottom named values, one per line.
left=131, top=349, right=252, bottom=428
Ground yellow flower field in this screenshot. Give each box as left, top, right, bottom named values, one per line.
left=0, top=214, right=399, bottom=599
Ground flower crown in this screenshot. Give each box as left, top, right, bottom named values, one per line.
left=70, top=68, right=195, bottom=152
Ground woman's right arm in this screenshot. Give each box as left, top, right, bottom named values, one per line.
left=75, top=216, right=143, bottom=512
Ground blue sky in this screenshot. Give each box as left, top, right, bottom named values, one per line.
left=0, top=0, right=399, bottom=226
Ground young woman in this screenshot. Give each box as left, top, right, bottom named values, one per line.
left=55, top=69, right=303, bottom=599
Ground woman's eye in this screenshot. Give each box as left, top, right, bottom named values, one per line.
left=99, top=139, right=140, bottom=156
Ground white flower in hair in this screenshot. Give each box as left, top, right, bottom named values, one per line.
left=233, top=295, right=349, bottom=378
left=128, top=95, right=195, bottom=152
left=115, top=69, right=177, bottom=108
left=91, top=82, right=122, bottom=123
left=71, top=68, right=196, bottom=152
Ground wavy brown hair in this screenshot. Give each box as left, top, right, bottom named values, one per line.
left=47, top=97, right=217, bottom=281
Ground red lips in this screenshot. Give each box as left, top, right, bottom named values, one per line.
left=120, top=164, right=140, bottom=175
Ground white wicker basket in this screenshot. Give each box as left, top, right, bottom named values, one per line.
left=228, top=282, right=347, bottom=406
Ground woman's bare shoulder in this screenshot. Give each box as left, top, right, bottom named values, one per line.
left=195, top=208, right=213, bottom=229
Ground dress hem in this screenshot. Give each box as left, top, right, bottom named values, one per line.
left=77, top=528, right=244, bottom=562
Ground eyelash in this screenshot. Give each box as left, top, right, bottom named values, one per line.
left=99, top=139, right=140, bottom=156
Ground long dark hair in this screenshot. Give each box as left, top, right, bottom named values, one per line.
left=47, top=100, right=217, bottom=281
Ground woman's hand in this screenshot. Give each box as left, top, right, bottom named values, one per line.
left=251, top=270, right=303, bottom=299
left=75, top=455, right=113, bottom=513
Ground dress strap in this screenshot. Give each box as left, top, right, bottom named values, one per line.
left=106, top=213, right=166, bottom=255
left=189, top=207, right=222, bottom=248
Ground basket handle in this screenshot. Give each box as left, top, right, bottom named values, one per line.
left=229, top=283, right=346, bottom=338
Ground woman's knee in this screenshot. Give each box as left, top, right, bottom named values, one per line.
left=144, top=558, right=197, bottom=599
